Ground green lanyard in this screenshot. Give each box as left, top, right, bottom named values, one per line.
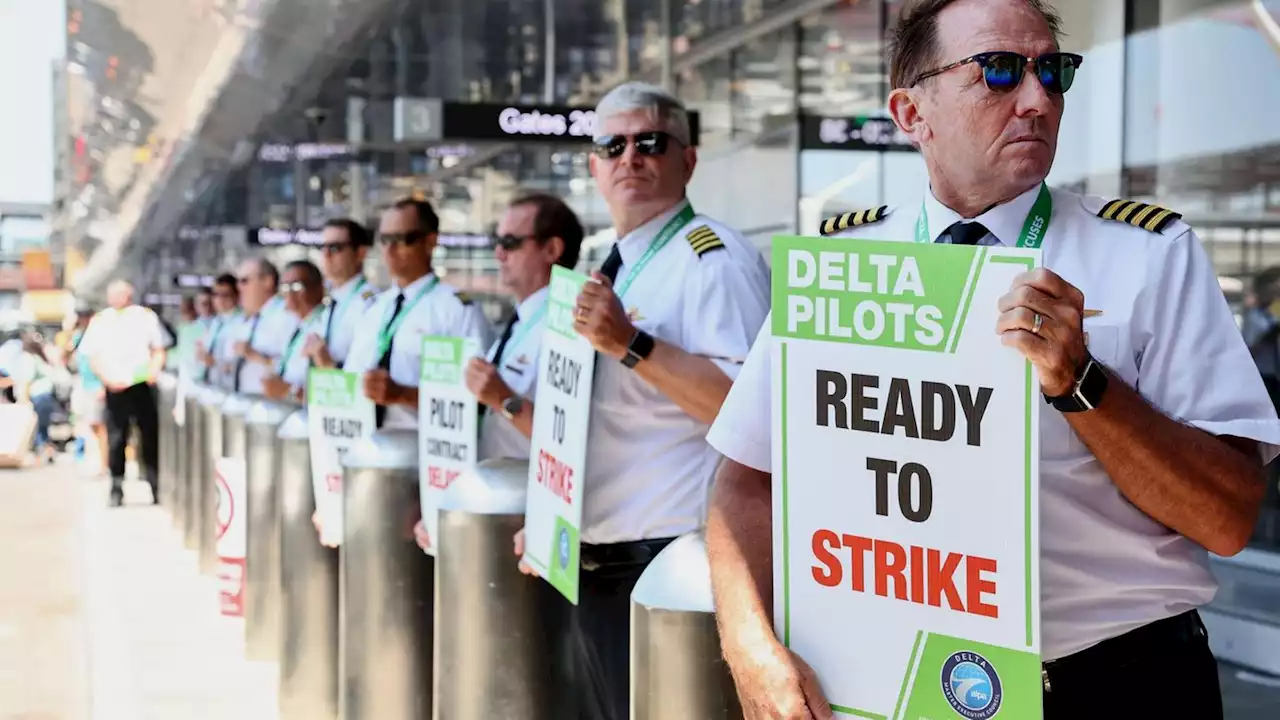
left=376, top=275, right=439, bottom=361
left=277, top=306, right=323, bottom=375
left=326, top=277, right=367, bottom=341
left=613, top=203, right=696, bottom=298
left=914, top=182, right=1052, bottom=249
left=491, top=302, right=549, bottom=364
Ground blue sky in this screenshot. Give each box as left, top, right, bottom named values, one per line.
left=0, top=0, right=64, bottom=205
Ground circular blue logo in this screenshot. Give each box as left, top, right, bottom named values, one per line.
left=940, top=651, right=1002, bottom=719
left=557, top=527, right=571, bottom=569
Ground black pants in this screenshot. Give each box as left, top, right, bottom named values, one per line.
left=542, top=538, right=675, bottom=720
left=1042, top=610, right=1222, bottom=719
left=105, top=382, right=159, bottom=493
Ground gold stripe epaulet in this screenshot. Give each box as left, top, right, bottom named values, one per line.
left=686, top=225, right=725, bottom=258
left=1097, top=199, right=1182, bottom=234
left=819, top=206, right=890, bottom=236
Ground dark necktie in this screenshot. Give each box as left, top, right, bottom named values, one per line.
left=233, top=314, right=260, bottom=393
left=946, top=221, right=990, bottom=246
left=480, top=313, right=519, bottom=419
left=600, top=243, right=623, bottom=283
left=374, top=292, right=406, bottom=428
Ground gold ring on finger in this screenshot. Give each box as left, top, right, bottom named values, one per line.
left=1031, top=312, right=1044, bottom=335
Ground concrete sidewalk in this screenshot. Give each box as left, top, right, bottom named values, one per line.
left=0, top=461, right=89, bottom=719
left=80, top=470, right=277, bottom=720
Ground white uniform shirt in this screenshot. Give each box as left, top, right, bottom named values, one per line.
left=706, top=183, right=1280, bottom=661
left=78, top=305, right=168, bottom=388
left=220, top=300, right=299, bottom=396
left=278, top=306, right=327, bottom=390
left=583, top=199, right=771, bottom=545
left=343, top=273, right=495, bottom=429
left=200, top=312, right=237, bottom=386
left=323, top=275, right=379, bottom=366
left=478, top=285, right=549, bottom=461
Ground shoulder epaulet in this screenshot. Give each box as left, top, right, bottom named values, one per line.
left=454, top=291, right=473, bottom=306
left=820, top=206, right=890, bottom=236
left=1096, top=199, right=1182, bottom=234
left=685, top=225, right=726, bottom=258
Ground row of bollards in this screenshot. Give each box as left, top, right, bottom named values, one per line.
left=154, top=372, right=742, bottom=720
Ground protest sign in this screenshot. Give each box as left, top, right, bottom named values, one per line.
left=771, top=236, right=1042, bottom=720
left=522, top=266, right=596, bottom=604
left=418, top=335, right=481, bottom=556
left=307, top=368, right=376, bottom=547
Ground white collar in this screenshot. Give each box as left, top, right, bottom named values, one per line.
left=921, top=182, right=1043, bottom=246
left=394, top=272, right=435, bottom=297
left=333, top=274, right=365, bottom=299
left=616, top=198, right=692, bottom=266
left=515, top=285, right=550, bottom=324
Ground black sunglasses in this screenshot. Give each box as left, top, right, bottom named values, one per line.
left=591, top=131, right=674, bottom=160
left=378, top=230, right=428, bottom=247
left=913, top=51, right=1083, bottom=95
left=492, top=234, right=536, bottom=251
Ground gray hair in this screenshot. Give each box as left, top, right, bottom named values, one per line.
left=594, top=82, right=692, bottom=147
left=107, top=279, right=135, bottom=300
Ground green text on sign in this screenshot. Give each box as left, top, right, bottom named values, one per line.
left=420, top=337, right=465, bottom=384
left=771, top=236, right=987, bottom=354
left=547, top=266, right=589, bottom=340
left=308, top=369, right=360, bottom=407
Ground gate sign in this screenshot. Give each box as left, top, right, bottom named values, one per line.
left=522, top=266, right=596, bottom=605
left=307, top=369, right=376, bottom=547
left=418, top=336, right=482, bottom=557
left=215, top=456, right=247, bottom=617
left=770, top=236, right=1042, bottom=720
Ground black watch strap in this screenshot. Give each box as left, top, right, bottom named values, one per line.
left=1044, top=353, right=1109, bottom=413
left=621, top=330, right=655, bottom=369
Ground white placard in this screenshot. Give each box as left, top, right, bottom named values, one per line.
left=215, top=456, right=247, bottom=617
left=306, top=369, right=376, bottom=547
left=522, top=267, right=596, bottom=605
left=417, top=335, right=481, bottom=556
left=771, top=236, right=1043, bottom=720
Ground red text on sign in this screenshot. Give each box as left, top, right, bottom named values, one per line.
left=427, top=465, right=461, bottom=490
left=810, top=530, right=998, bottom=618
left=536, top=449, right=574, bottom=504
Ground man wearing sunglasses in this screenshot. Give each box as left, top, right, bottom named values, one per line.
left=302, top=218, right=378, bottom=371
left=263, top=260, right=327, bottom=402
left=534, top=81, right=770, bottom=720
left=195, top=273, right=239, bottom=386
left=342, top=197, right=494, bottom=430
left=703, top=1, right=1280, bottom=718
left=218, top=258, right=299, bottom=396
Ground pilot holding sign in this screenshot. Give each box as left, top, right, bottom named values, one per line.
left=412, top=192, right=585, bottom=551
left=341, top=198, right=494, bottom=429
left=704, top=1, right=1280, bottom=719
left=512, top=81, right=771, bottom=720
left=302, top=218, right=379, bottom=371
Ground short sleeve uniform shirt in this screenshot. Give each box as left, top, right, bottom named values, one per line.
left=583, top=199, right=771, bottom=545
left=343, top=273, right=495, bottom=430
left=706, top=183, right=1280, bottom=661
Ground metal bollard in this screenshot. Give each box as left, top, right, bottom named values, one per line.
left=434, top=458, right=552, bottom=720
left=340, top=429, right=434, bottom=720
left=277, top=408, right=339, bottom=720
left=630, top=531, right=743, bottom=720
left=243, top=398, right=297, bottom=662
left=157, top=373, right=176, bottom=510
left=198, top=386, right=229, bottom=574
left=180, top=385, right=205, bottom=549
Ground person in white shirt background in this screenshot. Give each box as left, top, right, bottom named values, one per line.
left=342, top=198, right=494, bottom=430
left=222, top=258, right=297, bottom=396
left=77, top=280, right=169, bottom=507
left=303, top=218, right=379, bottom=371
left=263, top=260, right=327, bottom=402
left=702, top=1, right=1280, bottom=718
left=509, top=81, right=771, bottom=720
left=195, top=273, right=240, bottom=386
left=412, top=191, right=585, bottom=552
